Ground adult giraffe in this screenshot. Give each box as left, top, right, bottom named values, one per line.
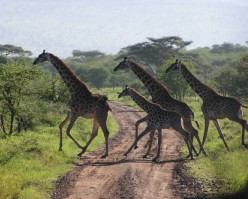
left=166, top=59, right=248, bottom=150
left=33, top=50, right=111, bottom=158
left=114, top=57, right=206, bottom=156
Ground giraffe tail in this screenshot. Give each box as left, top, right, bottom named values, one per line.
left=103, top=97, right=112, bottom=112
left=194, top=120, right=200, bottom=129
left=241, top=104, right=248, bottom=109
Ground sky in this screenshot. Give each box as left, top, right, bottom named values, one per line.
left=0, top=0, right=247, bottom=58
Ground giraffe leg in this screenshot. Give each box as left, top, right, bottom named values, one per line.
left=58, top=112, right=71, bottom=151
left=77, top=119, right=100, bottom=157
left=183, top=120, right=199, bottom=157
left=212, top=119, right=230, bottom=152
left=228, top=116, right=248, bottom=148
left=97, top=111, right=110, bottom=158
left=174, top=125, right=195, bottom=160
left=142, top=130, right=155, bottom=158
left=66, top=114, right=84, bottom=150
left=124, top=127, right=151, bottom=156
left=183, top=120, right=207, bottom=157
left=134, top=116, right=148, bottom=149
left=200, top=118, right=210, bottom=154
left=152, top=129, right=162, bottom=162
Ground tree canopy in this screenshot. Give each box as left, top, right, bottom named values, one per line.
left=117, top=36, right=192, bottom=68
left=72, top=50, right=105, bottom=61
left=0, top=44, right=32, bottom=57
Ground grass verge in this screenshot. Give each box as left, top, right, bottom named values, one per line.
left=182, top=97, right=248, bottom=198
left=0, top=111, right=119, bottom=199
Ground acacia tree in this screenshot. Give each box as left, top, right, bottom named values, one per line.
left=72, top=50, right=105, bottom=61
left=0, top=44, right=32, bottom=57
left=117, top=36, right=192, bottom=68
left=0, top=58, right=41, bottom=136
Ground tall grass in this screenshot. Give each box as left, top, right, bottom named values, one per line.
left=0, top=110, right=119, bottom=199
left=183, top=97, right=248, bottom=197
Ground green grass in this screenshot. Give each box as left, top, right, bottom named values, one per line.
left=183, top=97, right=248, bottom=198
left=0, top=110, right=119, bottom=199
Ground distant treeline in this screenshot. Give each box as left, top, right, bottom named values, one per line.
left=0, top=37, right=248, bottom=135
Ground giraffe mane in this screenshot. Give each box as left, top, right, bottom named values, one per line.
left=130, top=60, right=169, bottom=92
left=49, top=53, right=90, bottom=89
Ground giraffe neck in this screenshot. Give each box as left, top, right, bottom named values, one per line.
left=49, top=53, right=91, bottom=96
left=130, top=61, right=170, bottom=100
left=129, top=89, right=157, bottom=113
left=180, top=64, right=216, bottom=100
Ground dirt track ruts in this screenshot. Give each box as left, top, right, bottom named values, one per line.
left=52, top=102, right=205, bottom=199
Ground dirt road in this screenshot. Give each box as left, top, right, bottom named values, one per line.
left=52, top=103, right=204, bottom=199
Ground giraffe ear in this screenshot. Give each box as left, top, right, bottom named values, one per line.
left=43, top=50, right=46, bottom=54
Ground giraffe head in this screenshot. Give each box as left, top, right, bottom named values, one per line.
left=33, top=50, right=50, bottom=65
left=113, top=57, right=132, bottom=72
left=118, top=85, right=132, bottom=98
left=165, top=59, right=182, bottom=73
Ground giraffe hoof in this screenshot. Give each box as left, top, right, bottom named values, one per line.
left=186, top=154, right=191, bottom=159
left=77, top=153, right=83, bottom=157
left=58, top=148, right=63, bottom=152
left=152, top=157, right=160, bottom=163
left=77, top=147, right=86, bottom=157
left=101, top=155, right=108, bottom=158
left=142, top=154, right=148, bottom=159
left=134, top=145, right=139, bottom=149
left=123, top=153, right=128, bottom=157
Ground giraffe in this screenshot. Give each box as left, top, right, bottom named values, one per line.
left=118, top=85, right=196, bottom=162
left=166, top=59, right=248, bottom=151
left=114, top=57, right=207, bottom=156
left=33, top=50, right=111, bottom=158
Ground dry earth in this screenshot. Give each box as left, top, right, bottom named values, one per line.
left=52, top=102, right=205, bottom=199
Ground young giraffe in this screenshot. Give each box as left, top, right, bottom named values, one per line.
left=114, top=57, right=207, bottom=156
left=33, top=50, right=111, bottom=158
left=166, top=59, right=248, bottom=151
left=118, top=86, right=196, bottom=162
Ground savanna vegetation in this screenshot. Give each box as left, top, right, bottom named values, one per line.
left=0, top=37, right=248, bottom=198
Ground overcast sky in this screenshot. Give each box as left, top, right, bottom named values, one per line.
left=0, top=0, right=247, bottom=57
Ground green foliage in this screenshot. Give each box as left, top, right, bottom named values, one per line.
left=229, top=54, right=248, bottom=98
left=156, top=59, right=195, bottom=100
left=87, top=67, right=109, bottom=89
left=187, top=43, right=248, bottom=88
left=213, top=66, right=237, bottom=96
left=37, top=74, right=69, bottom=103
left=0, top=58, right=42, bottom=136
